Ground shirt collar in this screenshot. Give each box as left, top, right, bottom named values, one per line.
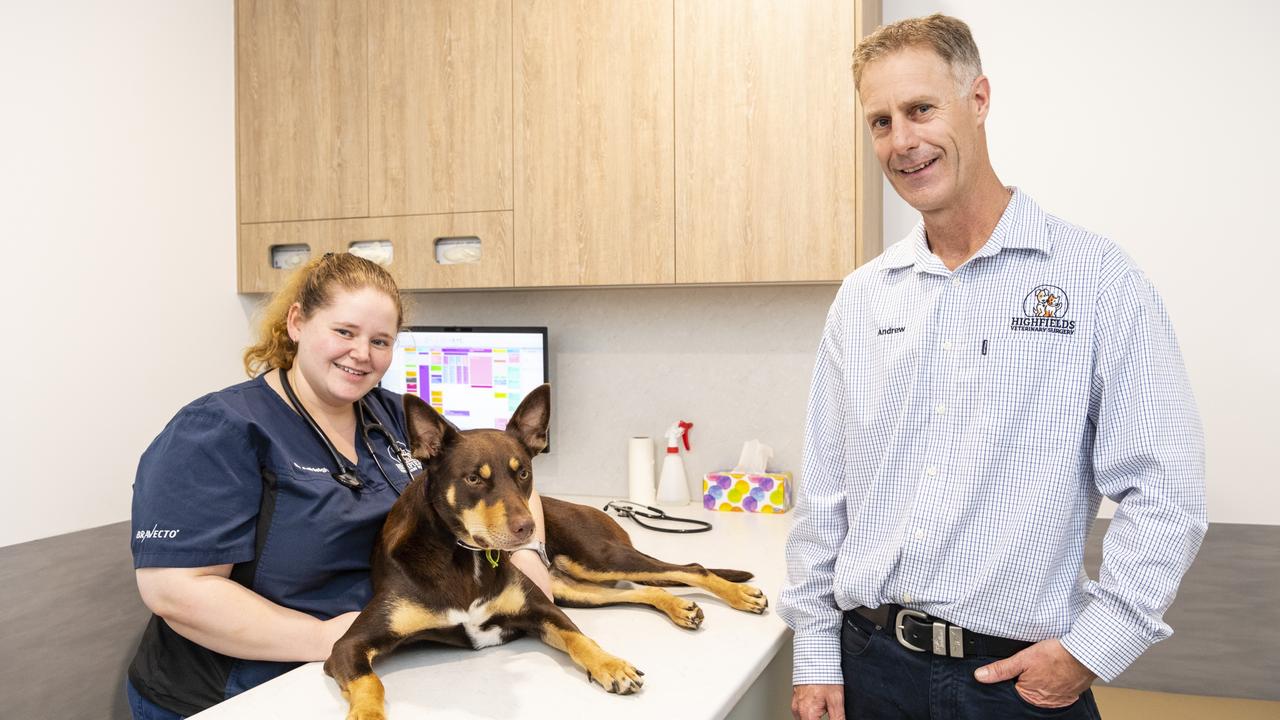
left=879, top=188, right=1050, bottom=273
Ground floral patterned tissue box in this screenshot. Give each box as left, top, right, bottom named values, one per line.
left=702, top=472, right=793, bottom=513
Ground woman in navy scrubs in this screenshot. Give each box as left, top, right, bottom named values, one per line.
left=125, top=253, right=553, bottom=718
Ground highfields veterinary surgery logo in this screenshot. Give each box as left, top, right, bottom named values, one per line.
left=390, top=441, right=423, bottom=474
left=1012, top=284, right=1076, bottom=335
left=136, top=524, right=180, bottom=542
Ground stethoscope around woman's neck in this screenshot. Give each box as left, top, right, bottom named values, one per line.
left=278, top=368, right=410, bottom=493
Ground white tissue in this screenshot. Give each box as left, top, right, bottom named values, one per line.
left=732, top=439, right=773, bottom=474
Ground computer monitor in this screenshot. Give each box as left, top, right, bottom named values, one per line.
left=380, top=327, right=550, bottom=448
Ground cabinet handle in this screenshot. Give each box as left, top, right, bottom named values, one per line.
left=270, top=243, right=311, bottom=270
left=348, top=239, right=394, bottom=266
left=434, top=236, right=482, bottom=265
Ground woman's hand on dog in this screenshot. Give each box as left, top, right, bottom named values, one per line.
left=317, top=611, right=361, bottom=661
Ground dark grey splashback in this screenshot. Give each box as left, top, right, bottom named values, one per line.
left=1086, top=519, right=1280, bottom=700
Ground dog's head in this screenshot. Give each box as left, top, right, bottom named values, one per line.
left=402, top=384, right=550, bottom=550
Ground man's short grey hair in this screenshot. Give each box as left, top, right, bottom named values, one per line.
left=852, top=13, right=983, bottom=93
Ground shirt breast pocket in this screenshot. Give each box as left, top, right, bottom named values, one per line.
left=978, top=331, right=1087, bottom=449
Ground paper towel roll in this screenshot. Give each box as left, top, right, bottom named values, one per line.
left=628, top=436, right=656, bottom=504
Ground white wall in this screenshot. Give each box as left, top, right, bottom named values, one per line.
left=0, top=1, right=248, bottom=547
left=881, top=0, right=1279, bottom=525
left=3, top=0, right=1275, bottom=548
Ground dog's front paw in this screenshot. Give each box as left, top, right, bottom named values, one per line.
left=586, top=654, right=645, bottom=695
left=347, top=709, right=386, bottom=720
left=662, top=598, right=705, bottom=630
left=724, top=583, right=769, bottom=614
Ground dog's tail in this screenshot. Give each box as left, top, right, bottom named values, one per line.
left=637, top=567, right=754, bottom=586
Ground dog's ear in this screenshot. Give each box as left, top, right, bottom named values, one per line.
left=403, top=393, right=457, bottom=460
left=506, top=384, right=550, bottom=455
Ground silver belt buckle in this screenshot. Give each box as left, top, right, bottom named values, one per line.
left=894, top=608, right=929, bottom=652
left=949, top=625, right=965, bottom=658
left=894, top=608, right=966, bottom=658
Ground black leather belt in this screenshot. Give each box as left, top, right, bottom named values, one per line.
left=851, top=605, right=1034, bottom=659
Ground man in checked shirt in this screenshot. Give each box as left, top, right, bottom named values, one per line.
left=780, top=14, right=1206, bottom=720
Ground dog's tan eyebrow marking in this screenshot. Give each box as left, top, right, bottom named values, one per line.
left=387, top=598, right=451, bottom=637
left=509, top=457, right=520, bottom=471
left=446, top=486, right=456, bottom=507
left=479, top=464, right=492, bottom=479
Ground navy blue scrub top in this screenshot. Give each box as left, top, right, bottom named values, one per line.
left=128, top=373, right=419, bottom=715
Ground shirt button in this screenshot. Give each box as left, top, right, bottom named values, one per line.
left=926, top=466, right=938, bottom=477
left=942, top=340, right=953, bottom=351
left=914, top=529, right=926, bottom=540
left=935, top=403, right=946, bottom=415
left=903, top=593, right=914, bottom=604
left=951, top=277, right=960, bottom=287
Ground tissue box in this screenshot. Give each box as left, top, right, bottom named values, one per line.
left=702, top=472, right=793, bottom=513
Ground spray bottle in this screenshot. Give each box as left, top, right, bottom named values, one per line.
left=656, top=420, right=694, bottom=506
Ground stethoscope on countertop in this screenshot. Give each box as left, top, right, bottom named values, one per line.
left=279, top=368, right=415, bottom=493
left=602, top=500, right=712, bottom=534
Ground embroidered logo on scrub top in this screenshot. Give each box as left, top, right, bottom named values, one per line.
left=389, top=441, right=423, bottom=474
left=1012, top=284, right=1076, bottom=335
left=293, top=461, right=331, bottom=474
left=135, top=524, right=180, bottom=542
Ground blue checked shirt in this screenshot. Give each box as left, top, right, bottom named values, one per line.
left=778, top=189, right=1206, bottom=684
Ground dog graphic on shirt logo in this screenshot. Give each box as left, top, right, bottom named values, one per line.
left=1033, top=288, right=1065, bottom=318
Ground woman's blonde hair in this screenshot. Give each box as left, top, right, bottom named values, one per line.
left=243, top=252, right=404, bottom=377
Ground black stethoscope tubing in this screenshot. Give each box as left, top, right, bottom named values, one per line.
left=278, top=368, right=410, bottom=493
left=601, top=500, right=712, bottom=533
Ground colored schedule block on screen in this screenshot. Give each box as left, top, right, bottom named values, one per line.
left=382, top=329, right=548, bottom=436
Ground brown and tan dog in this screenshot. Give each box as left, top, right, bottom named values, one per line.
left=324, top=384, right=767, bottom=720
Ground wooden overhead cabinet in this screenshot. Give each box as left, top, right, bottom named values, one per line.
left=236, top=0, right=514, bottom=293
left=513, top=0, right=676, bottom=287
left=235, top=0, right=881, bottom=292
left=236, top=0, right=368, bottom=225
left=368, top=0, right=513, bottom=216
left=676, top=0, right=879, bottom=283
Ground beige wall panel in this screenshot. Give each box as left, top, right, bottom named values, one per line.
left=854, top=0, right=882, bottom=267
left=514, top=0, right=675, bottom=287
left=238, top=212, right=514, bottom=293
left=236, top=0, right=368, bottom=223
left=369, top=0, right=513, bottom=216
left=676, top=0, right=857, bottom=283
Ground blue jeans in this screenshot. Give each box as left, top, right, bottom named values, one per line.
left=841, top=611, right=1102, bottom=719
left=126, top=677, right=185, bottom=720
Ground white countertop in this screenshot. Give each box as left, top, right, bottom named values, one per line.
left=192, top=496, right=795, bottom=720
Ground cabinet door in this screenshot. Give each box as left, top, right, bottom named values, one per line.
left=238, top=212, right=514, bottom=294
left=676, top=0, right=858, bottom=283
left=369, top=0, right=512, bottom=216
left=514, top=0, right=675, bottom=287
left=236, top=0, right=367, bottom=223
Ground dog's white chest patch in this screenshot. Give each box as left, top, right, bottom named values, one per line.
left=446, top=597, right=505, bottom=649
